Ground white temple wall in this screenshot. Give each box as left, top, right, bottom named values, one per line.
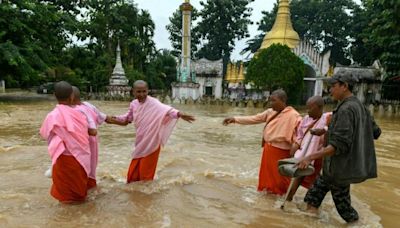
left=172, top=86, right=200, bottom=100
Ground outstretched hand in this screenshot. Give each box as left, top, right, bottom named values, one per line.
left=179, top=113, right=195, bottom=123
left=105, top=116, right=129, bottom=126
left=223, top=117, right=235, bottom=126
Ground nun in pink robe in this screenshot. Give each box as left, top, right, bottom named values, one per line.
left=40, top=104, right=91, bottom=202
left=115, top=96, right=180, bottom=183
left=74, top=101, right=107, bottom=188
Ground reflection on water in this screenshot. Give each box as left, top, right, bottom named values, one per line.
left=0, top=100, right=399, bottom=227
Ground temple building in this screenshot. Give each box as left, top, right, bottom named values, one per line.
left=225, top=62, right=246, bottom=100
left=258, top=0, right=331, bottom=101
left=193, top=58, right=223, bottom=98
left=226, top=0, right=331, bottom=102
left=107, top=42, right=131, bottom=97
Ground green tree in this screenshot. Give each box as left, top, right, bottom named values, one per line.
left=73, top=1, right=157, bottom=91
left=358, top=0, right=400, bottom=99
left=364, top=0, right=400, bottom=79
left=82, top=1, right=156, bottom=73
left=197, top=0, right=253, bottom=65
left=145, top=50, right=177, bottom=90
left=349, top=3, right=377, bottom=66
left=0, top=0, right=80, bottom=87
left=245, top=44, right=305, bottom=104
left=166, top=8, right=200, bottom=57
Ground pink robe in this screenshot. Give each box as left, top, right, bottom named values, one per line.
left=294, top=112, right=332, bottom=160
left=40, top=104, right=91, bottom=176
left=116, top=96, right=179, bottom=159
left=294, top=112, right=332, bottom=188
left=75, top=102, right=106, bottom=181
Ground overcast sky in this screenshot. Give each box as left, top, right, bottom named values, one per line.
left=134, top=0, right=360, bottom=61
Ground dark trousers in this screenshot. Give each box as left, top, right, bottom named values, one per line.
left=304, top=176, right=359, bottom=223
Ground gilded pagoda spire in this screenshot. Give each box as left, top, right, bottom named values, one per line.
left=258, top=0, right=300, bottom=51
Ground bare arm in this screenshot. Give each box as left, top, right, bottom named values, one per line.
left=105, top=116, right=129, bottom=126
left=223, top=109, right=270, bottom=126
left=106, top=102, right=135, bottom=126
left=297, top=145, right=336, bottom=169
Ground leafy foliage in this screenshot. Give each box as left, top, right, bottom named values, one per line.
left=245, top=44, right=305, bottom=104
left=362, top=0, right=400, bottom=79
left=0, top=0, right=80, bottom=87
left=0, top=0, right=174, bottom=91
left=196, top=0, right=253, bottom=64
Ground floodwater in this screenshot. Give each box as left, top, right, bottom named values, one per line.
left=0, top=99, right=399, bottom=227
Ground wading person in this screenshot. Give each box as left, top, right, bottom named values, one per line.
left=223, top=89, right=301, bottom=195
left=297, top=72, right=380, bottom=223
left=285, top=96, right=331, bottom=202
left=72, top=86, right=108, bottom=189
left=107, top=80, right=195, bottom=183
left=40, top=81, right=92, bottom=203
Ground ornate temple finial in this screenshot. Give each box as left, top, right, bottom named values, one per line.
left=258, top=0, right=300, bottom=51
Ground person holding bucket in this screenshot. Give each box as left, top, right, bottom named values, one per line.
left=296, top=72, right=380, bottom=223
left=284, top=96, right=331, bottom=202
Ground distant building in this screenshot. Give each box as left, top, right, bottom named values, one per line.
left=228, top=0, right=331, bottom=103
left=192, top=58, right=223, bottom=99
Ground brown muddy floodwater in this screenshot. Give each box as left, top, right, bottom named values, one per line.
left=0, top=100, right=399, bottom=227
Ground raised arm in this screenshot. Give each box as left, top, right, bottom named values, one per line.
left=223, top=109, right=270, bottom=126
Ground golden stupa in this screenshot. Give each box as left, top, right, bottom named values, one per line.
left=225, top=62, right=245, bottom=83
left=258, top=0, right=300, bottom=51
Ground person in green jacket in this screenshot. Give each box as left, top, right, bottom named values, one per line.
left=297, top=71, right=381, bottom=223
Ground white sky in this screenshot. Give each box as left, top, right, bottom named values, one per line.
left=134, top=0, right=361, bottom=61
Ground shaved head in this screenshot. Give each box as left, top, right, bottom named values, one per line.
left=132, top=80, right=149, bottom=103
left=133, top=80, right=148, bottom=89
left=271, top=89, right=287, bottom=104
left=306, top=96, right=324, bottom=119
left=307, top=96, right=324, bottom=108
left=54, top=81, right=72, bottom=102
left=72, top=86, right=81, bottom=104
